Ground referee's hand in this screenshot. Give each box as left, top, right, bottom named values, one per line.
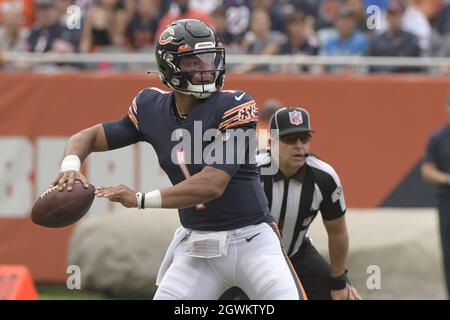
left=331, top=285, right=362, bottom=300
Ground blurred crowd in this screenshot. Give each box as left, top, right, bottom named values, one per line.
left=0, top=0, right=450, bottom=73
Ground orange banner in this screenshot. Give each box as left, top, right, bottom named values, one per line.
left=0, top=73, right=449, bottom=282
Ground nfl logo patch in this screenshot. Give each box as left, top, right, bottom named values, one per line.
left=289, top=111, right=303, bottom=126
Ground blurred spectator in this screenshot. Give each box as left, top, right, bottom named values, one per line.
left=73, top=0, right=93, bottom=12
left=439, top=35, right=450, bottom=57
left=258, top=98, right=282, bottom=131
left=79, top=0, right=128, bottom=52
left=0, top=0, right=35, bottom=28
left=320, top=7, right=369, bottom=56
left=366, top=0, right=421, bottom=73
left=401, top=0, right=432, bottom=54
left=438, top=34, right=450, bottom=74
left=234, top=7, right=285, bottom=73
left=55, top=0, right=82, bottom=51
left=156, top=0, right=214, bottom=42
left=415, top=0, right=443, bottom=20
left=122, top=0, right=137, bottom=19
left=289, top=0, right=317, bottom=16
left=250, top=0, right=287, bottom=32
left=430, top=0, right=450, bottom=36
left=222, top=0, right=251, bottom=45
left=157, top=0, right=172, bottom=17
left=11, top=0, right=79, bottom=71
left=315, top=0, right=345, bottom=30
left=288, top=1, right=318, bottom=38
left=364, top=0, right=388, bottom=11
left=189, top=0, right=222, bottom=14
left=211, top=6, right=242, bottom=52
left=277, top=10, right=319, bottom=73
left=56, top=0, right=75, bottom=17
left=25, top=0, right=77, bottom=53
left=126, top=0, right=160, bottom=50
left=0, top=4, right=28, bottom=52
left=346, top=0, right=369, bottom=32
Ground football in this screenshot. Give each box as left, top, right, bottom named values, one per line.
left=31, top=180, right=96, bottom=228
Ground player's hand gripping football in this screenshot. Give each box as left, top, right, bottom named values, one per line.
left=331, top=284, right=362, bottom=300
left=52, top=170, right=90, bottom=191
left=95, top=184, right=138, bottom=208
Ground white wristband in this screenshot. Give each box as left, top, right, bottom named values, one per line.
left=60, top=155, right=81, bottom=172
left=144, top=190, right=162, bottom=208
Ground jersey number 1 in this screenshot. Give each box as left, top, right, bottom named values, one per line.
left=176, top=148, right=206, bottom=211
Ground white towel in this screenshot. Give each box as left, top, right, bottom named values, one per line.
left=156, top=226, right=189, bottom=286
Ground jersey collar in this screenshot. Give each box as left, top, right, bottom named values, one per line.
left=273, top=163, right=307, bottom=183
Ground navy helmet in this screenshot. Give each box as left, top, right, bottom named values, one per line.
left=155, top=19, right=225, bottom=99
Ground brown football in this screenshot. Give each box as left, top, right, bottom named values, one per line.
left=31, top=180, right=95, bottom=228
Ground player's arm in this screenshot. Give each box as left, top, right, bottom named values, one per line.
left=159, top=166, right=230, bottom=208
left=96, top=166, right=231, bottom=208
left=319, top=171, right=361, bottom=300
left=63, top=124, right=109, bottom=161
left=421, top=162, right=450, bottom=186
left=323, top=217, right=360, bottom=300
left=97, top=92, right=257, bottom=209
left=323, top=216, right=361, bottom=300
left=51, top=124, right=108, bottom=191
left=421, top=133, right=450, bottom=186
left=53, top=92, right=145, bottom=191
left=323, top=215, right=349, bottom=279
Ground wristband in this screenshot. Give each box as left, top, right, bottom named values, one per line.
left=329, top=270, right=349, bottom=290
left=60, top=155, right=81, bottom=172
left=136, top=192, right=145, bottom=209
left=145, top=190, right=162, bottom=208
left=136, top=190, right=162, bottom=209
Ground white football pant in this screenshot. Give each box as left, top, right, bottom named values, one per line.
left=154, top=222, right=307, bottom=300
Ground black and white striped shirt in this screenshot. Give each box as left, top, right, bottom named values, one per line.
left=258, top=153, right=346, bottom=257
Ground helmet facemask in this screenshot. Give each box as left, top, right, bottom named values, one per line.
left=160, top=47, right=225, bottom=99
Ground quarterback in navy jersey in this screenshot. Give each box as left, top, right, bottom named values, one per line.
left=52, top=19, right=306, bottom=300
left=103, top=87, right=271, bottom=231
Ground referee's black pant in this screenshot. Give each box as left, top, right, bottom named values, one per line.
left=220, top=237, right=332, bottom=300
left=438, top=197, right=450, bottom=299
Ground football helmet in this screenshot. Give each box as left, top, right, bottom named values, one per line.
left=155, top=19, right=226, bottom=99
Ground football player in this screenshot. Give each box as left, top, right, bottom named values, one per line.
left=52, top=19, right=306, bottom=300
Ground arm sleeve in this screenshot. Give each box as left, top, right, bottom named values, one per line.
left=319, top=172, right=347, bottom=221
left=101, top=91, right=146, bottom=150
left=102, top=116, right=144, bottom=150
left=204, top=93, right=258, bottom=178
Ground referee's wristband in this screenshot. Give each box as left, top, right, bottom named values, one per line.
left=136, top=190, right=162, bottom=209
left=329, top=270, right=349, bottom=290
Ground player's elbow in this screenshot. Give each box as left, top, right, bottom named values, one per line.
left=199, top=181, right=226, bottom=201
left=196, top=168, right=229, bottom=201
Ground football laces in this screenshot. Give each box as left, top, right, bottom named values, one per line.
left=40, top=185, right=61, bottom=199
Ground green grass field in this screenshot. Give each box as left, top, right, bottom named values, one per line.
left=36, top=283, right=107, bottom=300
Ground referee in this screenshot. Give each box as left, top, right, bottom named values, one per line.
left=222, top=107, right=361, bottom=300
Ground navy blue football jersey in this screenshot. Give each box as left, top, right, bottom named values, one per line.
left=102, top=87, right=272, bottom=231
